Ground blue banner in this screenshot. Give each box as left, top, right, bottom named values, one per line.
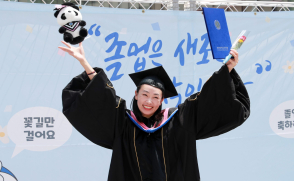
left=0, top=1, right=294, bottom=181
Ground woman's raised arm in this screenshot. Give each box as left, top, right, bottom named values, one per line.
left=178, top=49, right=250, bottom=140
left=60, top=41, right=125, bottom=149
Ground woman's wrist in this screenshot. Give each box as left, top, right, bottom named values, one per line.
left=79, top=59, right=97, bottom=80
left=79, top=58, right=88, bottom=65
left=226, top=64, right=232, bottom=73
left=228, top=67, right=233, bottom=73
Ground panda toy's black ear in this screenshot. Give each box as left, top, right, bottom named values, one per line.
left=54, top=10, right=60, bottom=18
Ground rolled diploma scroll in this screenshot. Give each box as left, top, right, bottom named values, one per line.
left=223, top=30, right=250, bottom=64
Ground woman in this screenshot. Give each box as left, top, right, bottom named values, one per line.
left=60, top=41, right=250, bottom=181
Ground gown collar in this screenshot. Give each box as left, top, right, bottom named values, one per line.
left=126, top=108, right=178, bottom=133
left=63, top=21, right=80, bottom=32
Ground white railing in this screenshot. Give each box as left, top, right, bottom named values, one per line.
left=6, top=0, right=294, bottom=11
left=183, top=1, right=294, bottom=12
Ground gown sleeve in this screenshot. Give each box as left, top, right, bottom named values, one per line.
left=178, top=65, right=250, bottom=140
left=62, top=67, right=119, bottom=149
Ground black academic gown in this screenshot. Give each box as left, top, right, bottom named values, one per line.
left=62, top=65, right=250, bottom=181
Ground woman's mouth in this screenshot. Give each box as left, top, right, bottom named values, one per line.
left=143, top=105, right=153, bottom=110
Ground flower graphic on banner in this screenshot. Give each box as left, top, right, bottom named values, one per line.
left=282, top=61, right=294, bottom=74
left=0, top=126, right=9, bottom=144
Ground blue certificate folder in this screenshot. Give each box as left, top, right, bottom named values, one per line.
left=202, top=7, right=232, bottom=59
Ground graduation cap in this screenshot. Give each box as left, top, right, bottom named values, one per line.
left=129, top=66, right=178, bottom=99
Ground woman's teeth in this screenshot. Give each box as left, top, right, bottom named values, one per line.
left=143, top=106, right=152, bottom=109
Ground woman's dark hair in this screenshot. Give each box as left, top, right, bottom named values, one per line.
left=130, top=85, right=164, bottom=127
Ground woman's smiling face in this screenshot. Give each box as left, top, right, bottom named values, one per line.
left=135, top=84, right=164, bottom=118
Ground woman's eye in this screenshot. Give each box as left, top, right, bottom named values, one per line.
left=143, top=94, right=147, bottom=96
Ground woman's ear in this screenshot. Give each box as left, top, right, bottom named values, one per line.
left=160, top=97, right=164, bottom=104
left=135, top=90, right=138, bottom=100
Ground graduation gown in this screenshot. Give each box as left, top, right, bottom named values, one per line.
left=62, top=65, right=250, bottom=181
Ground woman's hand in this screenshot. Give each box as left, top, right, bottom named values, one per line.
left=58, top=41, right=86, bottom=64
left=58, top=41, right=97, bottom=80
left=226, top=49, right=239, bottom=73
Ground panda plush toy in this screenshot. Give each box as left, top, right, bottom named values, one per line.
left=54, top=3, right=88, bottom=45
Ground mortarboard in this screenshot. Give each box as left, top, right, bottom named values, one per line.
left=129, top=66, right=178, bottom=99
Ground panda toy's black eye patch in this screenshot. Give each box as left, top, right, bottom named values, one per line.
left=61, top=13, right=66, bottom=20
left=74, top=11, right=78, bottom=16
